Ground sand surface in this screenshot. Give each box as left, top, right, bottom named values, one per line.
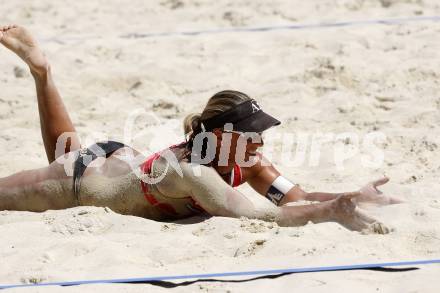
left=1, top=0, right=440, bottom=292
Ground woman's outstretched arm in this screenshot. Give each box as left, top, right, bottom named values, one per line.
left=0, top=25, right=81, bottom=163
left=244, top=154, right=401, bottom=206
left=177, top=162, right=377, bottom=231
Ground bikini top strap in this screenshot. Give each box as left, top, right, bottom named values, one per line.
left=140, top=152, right=160, bottom=194
left=232, top=164, right=243, bottom=187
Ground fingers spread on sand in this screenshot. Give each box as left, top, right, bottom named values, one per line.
left=362, top=222, right=392, bottom=235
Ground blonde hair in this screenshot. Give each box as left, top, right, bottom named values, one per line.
left=181, top=90, right=252, bottom=162
left=183, top=90, right=252, bottom=136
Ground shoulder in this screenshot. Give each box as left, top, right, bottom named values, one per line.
left=152, top=154, right=220, bottom=188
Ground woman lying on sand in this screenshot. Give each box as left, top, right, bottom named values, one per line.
left=0, top=25, right=402, bottom=232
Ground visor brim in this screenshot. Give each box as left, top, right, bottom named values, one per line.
left=233, top=111, right=281, bottom=133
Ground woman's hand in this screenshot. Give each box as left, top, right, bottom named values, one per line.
left=355, top=177, right=403, bottom=207
left=329, top=192, right=389, bottom=233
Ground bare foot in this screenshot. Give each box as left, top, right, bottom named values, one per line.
left=0, top=25, right=48, bottom=75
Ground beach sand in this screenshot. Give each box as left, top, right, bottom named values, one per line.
left=1, top=0, right=440, bottom=291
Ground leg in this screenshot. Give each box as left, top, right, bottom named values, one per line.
left=0, top=163, right=77, bottom=212
left=33, top=67, right=81, bottom=163
left=0, top=25, right=81, bottom=163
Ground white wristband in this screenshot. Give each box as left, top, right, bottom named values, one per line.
left=272, top=176, right=295, bottom=194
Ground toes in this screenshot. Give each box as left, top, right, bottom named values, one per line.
left=1, top=25, right=18, bottom=31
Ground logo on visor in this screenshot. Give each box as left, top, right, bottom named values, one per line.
left=251, top=100, right=261, bottom=113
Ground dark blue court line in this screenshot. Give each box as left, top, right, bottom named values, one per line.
left=0, top=259, right=439, bottom=289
